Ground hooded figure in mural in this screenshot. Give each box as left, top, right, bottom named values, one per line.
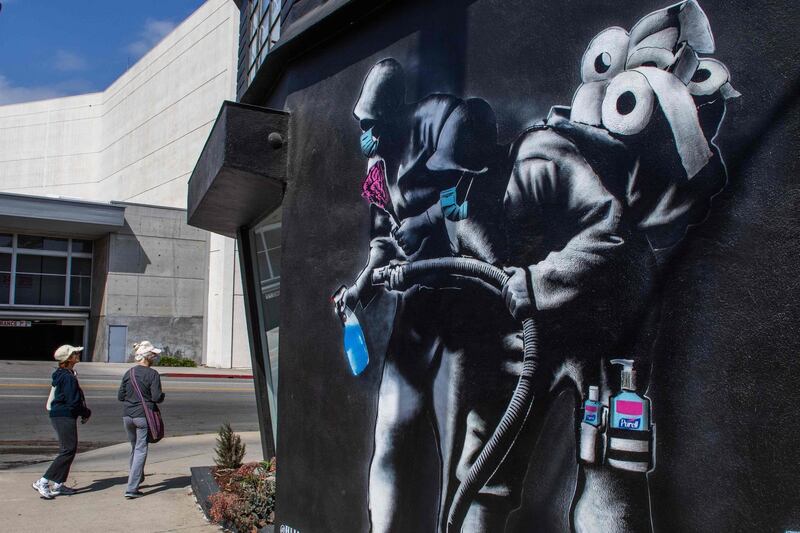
left=336, top=57, right=520, bottom=532
left=334, top=1, right=737, bottom=531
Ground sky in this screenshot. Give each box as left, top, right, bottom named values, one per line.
left=0, top=0, right=207, bottom=105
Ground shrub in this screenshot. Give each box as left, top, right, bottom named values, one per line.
left=214, top=422, right=246, bottom=470
left=156, top=355, right=197, bottom=367
left=209, top=460, right=276, bottom=531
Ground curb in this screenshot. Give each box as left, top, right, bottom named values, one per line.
left=161, top=373, right=253, bottom=379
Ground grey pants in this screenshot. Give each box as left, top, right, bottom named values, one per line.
left=123, top=416, right=148, bottom=493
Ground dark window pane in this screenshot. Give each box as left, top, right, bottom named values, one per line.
left=70, top=276, right=91, bottom=307
left=0, top=273, right=9, bottom=304
left=71, top=257, right=92, bottom=276
left=267, top=246, right=281, bottom=279
left=18, top=235, right=68, bottom=251
left=15, top=274, right=66, bottom=305
left=14, top=274, right=39, bottom=305
left=256, top=250, right=270, bottom=281
left=264, top=228, right=280, bottom=249
left=0, top=234, right=11, bottom=247
left=16, top=255, right=41, bottom=273
left=0, top=253, right=10, bottom=272
left=71, top=240, right=93, bottom=253
left=41, top=276, right=66, bottom=305
left=17, top=255, right=66, bottom=275
left=42, top=256, right=67, bottom=274
left=262, top=292, right=280, bottom=331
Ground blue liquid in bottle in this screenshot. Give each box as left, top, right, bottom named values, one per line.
left=343, top=311, right=369, bottom=376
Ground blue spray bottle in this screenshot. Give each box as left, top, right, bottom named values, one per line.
left=607, top=359, right=652, bottom=472
left=342, top=308, right=369, bottom=376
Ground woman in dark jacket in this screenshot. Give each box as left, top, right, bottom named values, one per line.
left=117, top=340, right=165, bottom=499
left=32, top=344, right=91, bottom=499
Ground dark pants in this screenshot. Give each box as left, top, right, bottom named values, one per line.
left=43, top=416, right=78, bottom=483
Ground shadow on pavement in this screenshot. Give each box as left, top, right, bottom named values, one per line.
left=141, top=475, right=191, bottom=496
left=75, top=475, right=129, bottom=493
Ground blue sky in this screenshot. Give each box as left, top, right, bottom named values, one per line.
left=0, top=0, right=206, bottom=104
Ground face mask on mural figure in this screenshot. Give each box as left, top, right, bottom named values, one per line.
left=360, top=127, right=379, bottom=158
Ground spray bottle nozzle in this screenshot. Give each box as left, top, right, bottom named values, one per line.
left=611, top=358, right=636, bottom=391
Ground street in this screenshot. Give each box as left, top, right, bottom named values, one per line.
left=0, top=360, right=261, bottom=469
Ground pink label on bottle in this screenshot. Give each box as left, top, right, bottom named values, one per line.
left=585, top=405, right=598, bottom=413
left=616, top=400, right=643, bottom=416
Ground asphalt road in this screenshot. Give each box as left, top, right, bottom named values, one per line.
left=0, top=361, right=261, bottom=469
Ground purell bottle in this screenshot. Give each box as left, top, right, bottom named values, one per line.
left=606, top=359, right=652, bottom=472
left=579, top=385, right=603, bottom=464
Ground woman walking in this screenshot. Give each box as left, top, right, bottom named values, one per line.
left=32, top=345, right=91, bottom=499
left=117, top=340, right=165, bottom=499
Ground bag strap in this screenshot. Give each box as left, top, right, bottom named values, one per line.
left=130, top=367, right=149, bottom=410
left=130, top=367, right=159, bottom=439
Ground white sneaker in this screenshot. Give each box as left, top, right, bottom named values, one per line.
left=32, top=480, right=54, bottom=500
left=51, top=483, right=76, bottom=496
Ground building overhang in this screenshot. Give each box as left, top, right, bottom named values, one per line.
left=0, top=193, right=125, bottom=238
left=187, top=101, right=288, bottom=238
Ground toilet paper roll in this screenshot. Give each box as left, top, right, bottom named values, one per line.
left=601, top=70, right=656, bottom=136
left=570, top=81, right=608, bottom=126
left=603, top=66, right=713, bottom=178
left=687, top=58, right=733, bottom=96
left=626, top=46, right=675, bottom=70
left=581, top=27, right=630, bottom=83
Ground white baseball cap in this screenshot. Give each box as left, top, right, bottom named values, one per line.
left=54, top=344, right=83, bottom=362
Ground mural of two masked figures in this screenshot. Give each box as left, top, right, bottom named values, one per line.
left=332, top=1, right=739, bottom=531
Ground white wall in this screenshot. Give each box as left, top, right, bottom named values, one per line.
left=0, top=0, right=250, bottom=368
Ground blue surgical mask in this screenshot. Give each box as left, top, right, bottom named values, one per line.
left=440, top=186, right=469, bottom=221
left=360, top=127, right=378, bottom=158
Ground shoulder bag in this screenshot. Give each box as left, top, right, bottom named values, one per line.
left=130, top=367, right=165, bottom=443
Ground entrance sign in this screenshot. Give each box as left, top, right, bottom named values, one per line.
left=0, top=320, right=31, bottom=327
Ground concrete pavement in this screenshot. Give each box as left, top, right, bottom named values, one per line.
left=0, top=431, right=262, bottom=533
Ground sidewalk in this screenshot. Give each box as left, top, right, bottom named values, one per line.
left=0, top=431, right=262, bottom=533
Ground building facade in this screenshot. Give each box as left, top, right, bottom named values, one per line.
left=0, top=0, right=254, bottom=367
left=189, top=0, right=800, bottom=531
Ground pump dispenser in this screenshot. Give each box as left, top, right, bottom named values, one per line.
left=606, top=359, right=652, bottom=472
left=609, top=359, right=649, bottom=431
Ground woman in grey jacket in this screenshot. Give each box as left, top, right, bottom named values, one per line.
left=117, top=340, right=165, bottom=499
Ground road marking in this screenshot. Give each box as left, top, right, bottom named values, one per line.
left=0, top=383, right=254, bottom=392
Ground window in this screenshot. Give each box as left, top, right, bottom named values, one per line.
left=0, top=234, right=92, bottom=307
left=237, top=0, right=282, bottom=98
left=249, top=217, right=282, bottom=446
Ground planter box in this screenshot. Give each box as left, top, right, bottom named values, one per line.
left=190, top=466, right=219, bottom=523
left=190, top=466, right=274, bottom=533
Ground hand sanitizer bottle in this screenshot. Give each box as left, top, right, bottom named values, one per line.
left=607, top=359, right=652, bottom=472
left=609, top=359, right=649, bottom=431
left=579, top=385, right=604, bottom=464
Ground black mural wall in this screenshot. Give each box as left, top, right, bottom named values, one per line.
left=256, top=0, right=799, bottom=531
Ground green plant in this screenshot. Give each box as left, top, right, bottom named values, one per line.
left=214, top=422, right=246, bottom=470
left=155, top=355, right=197, bottom=367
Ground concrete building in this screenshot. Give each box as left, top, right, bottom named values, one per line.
left=0, top=0, right=255, bottom=367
